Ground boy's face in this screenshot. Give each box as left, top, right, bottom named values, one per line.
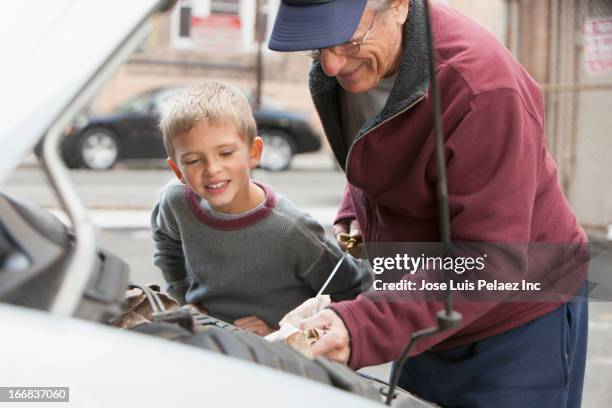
left=168, top=120, right=263, bottom=214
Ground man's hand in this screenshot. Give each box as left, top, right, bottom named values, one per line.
left=299, top=309, right=350, bottom=364
left=333, top=218, right=363, bottom=258
left=234, top=316, right=273, bottom=336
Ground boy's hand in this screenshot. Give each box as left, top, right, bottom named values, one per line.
left=333, top=219, right=363, bottom=258
left=299, top=309, right=350, bottom=364
left=234, top=316, right=273, bottom=336
left=187, top=303, right=209, bottom=315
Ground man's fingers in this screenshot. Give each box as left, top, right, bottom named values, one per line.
left=310, top=330, right=347, bottom=359
left=297, top=310, right=350, bottom=363
left=333, top=222, right=351, bottom=252
left=344, top=220, right=362, bottom=257
left=332, top=222, right=349, bottom=236
left=349, top=219, right=362, bottom=239
left=298, top=311, right=332, bottom=333
left=348, top=243, right=364, bottom=259
left=334, top=219, right=364, bottom=256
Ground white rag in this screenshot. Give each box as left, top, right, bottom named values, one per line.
left=264, top=295, right=331, bottom=356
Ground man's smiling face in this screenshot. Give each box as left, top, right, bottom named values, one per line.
left=318, top=2, right=409, bottom=94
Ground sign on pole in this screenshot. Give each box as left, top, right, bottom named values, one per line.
left=191, top=14, right=242, bottom=53
left=584, top=16, right=612, bottom=75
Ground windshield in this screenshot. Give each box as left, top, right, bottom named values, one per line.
left=116, top=88, right=185, bottom=113
left=117, top=91, right=156, bottom=113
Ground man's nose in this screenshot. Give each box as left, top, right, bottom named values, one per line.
left=319, top=49, right=348, bottom=77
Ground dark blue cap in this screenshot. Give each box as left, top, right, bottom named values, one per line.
left=268, top=0, right=368, bottom=52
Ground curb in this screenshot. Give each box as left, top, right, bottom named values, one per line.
left=49, top=207, right=338, bottom=230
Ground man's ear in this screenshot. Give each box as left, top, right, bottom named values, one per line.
left=391, top=0, right=409, bottom=25
left=167, top=158, right=185, bottom=183
left=249, top=136, right=264, bottom=169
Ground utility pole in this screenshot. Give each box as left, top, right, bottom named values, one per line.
left=254, top=0, right=264, bottom=111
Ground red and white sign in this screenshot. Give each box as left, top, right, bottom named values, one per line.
left=192, top=14, right=241, bottom=29
left=191, top=13, right=242, bottom=54
left=584, top=16, right=612, bottom=75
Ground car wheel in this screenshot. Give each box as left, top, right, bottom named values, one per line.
left=77, top=128, right=119, bottom=170
left=260, top=130, right=294, bottom=172
left=63, top=155, right=81, bottom=169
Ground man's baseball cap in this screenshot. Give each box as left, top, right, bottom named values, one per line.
left=268, top=0, right=368, bottom=52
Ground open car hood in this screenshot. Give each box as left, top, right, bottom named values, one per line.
left=0, top=0, right=173, bottom=183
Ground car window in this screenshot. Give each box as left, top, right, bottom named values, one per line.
left=242, top=89, right=285, bottom=111
left=116, top=91, right=155, bottom=113
left=150, top=88, right=185, bottom=113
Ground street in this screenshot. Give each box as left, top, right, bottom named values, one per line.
left=2, top=157, right=612, bottom=407
left=2, top=153, right=345, bottom=284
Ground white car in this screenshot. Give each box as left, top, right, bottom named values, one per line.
left=0, top=1, right=434, bottom=407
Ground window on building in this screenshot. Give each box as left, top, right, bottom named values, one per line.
left=179, top=2, right=192, bottom=38
left=211, top=0, right=240, bottom=15
left=172, top=0, right=194, bottom=48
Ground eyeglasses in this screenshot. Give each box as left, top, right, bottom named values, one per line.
left=306, top=11, right=378, bottom=60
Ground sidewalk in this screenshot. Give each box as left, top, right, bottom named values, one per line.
left=19, top=150, right=339, bottom=171
left=49, top=206, right=339, bottom=230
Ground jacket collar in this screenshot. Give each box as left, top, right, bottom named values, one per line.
left=309, top=0, right=430, bottom=170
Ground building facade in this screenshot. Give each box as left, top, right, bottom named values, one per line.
left=92, top=0, right=612, bottom=233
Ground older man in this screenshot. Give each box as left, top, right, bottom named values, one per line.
left=269, top=1, right=588, bottom=407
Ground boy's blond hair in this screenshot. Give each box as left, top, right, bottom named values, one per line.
left=159, top=82, right=257, bottom=160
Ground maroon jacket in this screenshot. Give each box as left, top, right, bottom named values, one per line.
left=309, top=1, right=587, bottom=369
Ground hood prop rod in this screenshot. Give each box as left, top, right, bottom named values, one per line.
left=385, top=0, right=463, bottom=404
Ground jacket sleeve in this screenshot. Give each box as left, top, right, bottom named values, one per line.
left=150, top=196, right=189, bottom=304
left=292, top=213, right=373, bottom=300
left=334, top=183, right=357, bottom=226
left=331, top=89, right=549, bottom=369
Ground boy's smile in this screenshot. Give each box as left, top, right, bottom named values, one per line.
left=168, top=120, right=264, bottom=214
left=205, top=180, right=230, bottom=194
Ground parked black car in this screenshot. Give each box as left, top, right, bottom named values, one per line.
left=61, top=87, right=321, bottom=171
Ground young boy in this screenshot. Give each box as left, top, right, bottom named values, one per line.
left=151, top=82, right=371, bottom=336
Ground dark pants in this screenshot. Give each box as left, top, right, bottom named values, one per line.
left=399, top=287, right=588, bottom=407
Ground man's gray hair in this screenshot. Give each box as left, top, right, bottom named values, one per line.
left=366, top=0, right=394, bottom=11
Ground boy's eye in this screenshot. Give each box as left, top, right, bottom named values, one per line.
left=220, top=151, right=234, bottom=157
left=183, top=158, right=199, bottom=165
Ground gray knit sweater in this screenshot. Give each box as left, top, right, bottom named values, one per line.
left=151, top=181, right=371, bottom=326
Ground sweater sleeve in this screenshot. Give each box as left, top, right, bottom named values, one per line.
left=150, top=192, right=189, bottom=304
left=292, top=213, right=372, bottom=300
left=334, top=183, right=357, bottom=225
left=331, top=89, right=549, bottom=369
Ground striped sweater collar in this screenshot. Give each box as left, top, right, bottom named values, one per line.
left=185, top=181, right=276, bottom=231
